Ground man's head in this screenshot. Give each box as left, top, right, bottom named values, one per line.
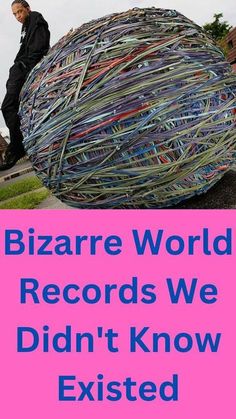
left=11, top=1, right=31, bottom=24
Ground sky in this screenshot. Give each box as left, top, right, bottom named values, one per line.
left=0, top=0, right=236, bottom=127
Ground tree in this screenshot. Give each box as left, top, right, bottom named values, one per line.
left=203, top=13, right=232, bottom=41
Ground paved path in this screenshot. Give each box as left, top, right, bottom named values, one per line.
left=0, top=159, right=33, bottom=185
left=36, top=195, right=71, bottom=209
left=175, top=170, right=236, bottom=209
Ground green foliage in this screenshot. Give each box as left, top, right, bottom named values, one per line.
left=203, top=13, right=232, bottom=41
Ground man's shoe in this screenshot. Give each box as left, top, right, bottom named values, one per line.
left=0, top=148, right=26, bottom=171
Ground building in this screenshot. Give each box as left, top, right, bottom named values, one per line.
left=227, top=27, right=236, bottom=70
left=0, top=133, right=8, bottom=165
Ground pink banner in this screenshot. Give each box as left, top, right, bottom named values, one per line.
left=0, top=210, right=235, bottom=418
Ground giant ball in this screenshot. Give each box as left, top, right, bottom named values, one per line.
left=20, top=8, right=236, bottom=208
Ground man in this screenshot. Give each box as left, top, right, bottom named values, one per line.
left=0, top=0, right=50, bottom=171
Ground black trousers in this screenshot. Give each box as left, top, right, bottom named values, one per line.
left=1, top=65, right=26, bottom=154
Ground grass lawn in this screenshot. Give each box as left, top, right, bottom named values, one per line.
left=0, top=176, right=49, bottom=209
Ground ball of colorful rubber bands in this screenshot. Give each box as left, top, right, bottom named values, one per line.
left=19, top=7, right=236, bottom=208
